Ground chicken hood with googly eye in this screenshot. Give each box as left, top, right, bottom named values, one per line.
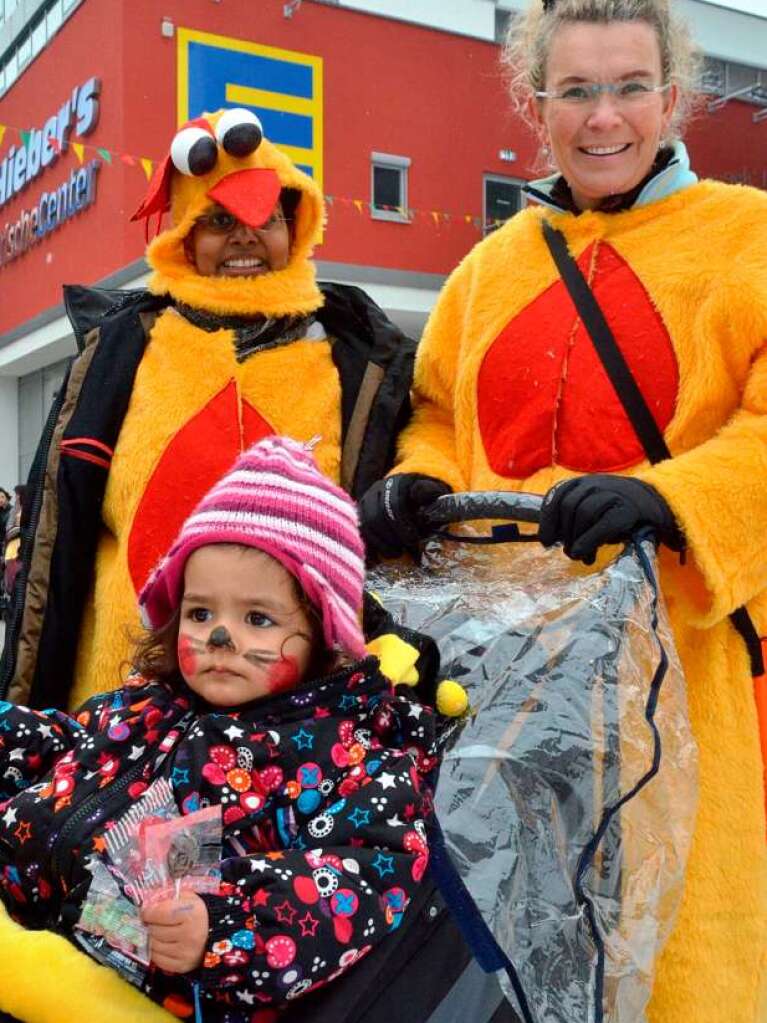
left=133, top=108, right=326, bottom=317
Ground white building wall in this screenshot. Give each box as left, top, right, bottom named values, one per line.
left=337, top=0, right=496, bottom=38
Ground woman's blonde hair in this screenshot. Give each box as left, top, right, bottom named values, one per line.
left=502, top=0, right=701, bottom=141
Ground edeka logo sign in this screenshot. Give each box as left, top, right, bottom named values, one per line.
left=0, top=77, right=100, bottom=209
left=177, top=29, right=323, bottom=189
left=0, top=77, right=101, bottom=269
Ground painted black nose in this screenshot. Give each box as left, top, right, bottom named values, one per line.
left=207, top=626, right=235, bottom=650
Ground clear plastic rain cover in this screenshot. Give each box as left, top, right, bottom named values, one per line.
left=368, top=515, right=698, bottom=1023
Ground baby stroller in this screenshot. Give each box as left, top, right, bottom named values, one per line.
left=291, top=492, right=697, bottom=1023
left=0, top=493, right=696, bottom=1023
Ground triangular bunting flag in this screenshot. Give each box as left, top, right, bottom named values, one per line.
left=96, top=147, right=112, bottom=163
left=72, top=142, right=85, bottom=164
left=49, top=136, right=61, bottom=154
left=353, top=199, right=365, bottom=214
left=325, top=194, right=334, bottom=206
left=19, top=129, right=31, bottom=149
left=140, top=158, right=153, bottom=180
left=120, top=152, right=136, bottom=166
left=431, top=211, right=441, bottom=225
left=0, top=125, right=5, bottom=146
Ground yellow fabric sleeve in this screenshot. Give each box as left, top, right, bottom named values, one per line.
left=640, top=260, right=767, bottom=627
left=396, top=258, right=472, bottom=491
left=0, top=904, right=173, bottom=1022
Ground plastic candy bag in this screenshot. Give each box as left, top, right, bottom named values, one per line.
left=76, top=778, right=222, bottom=985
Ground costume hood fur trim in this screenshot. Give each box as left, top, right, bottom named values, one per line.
left=145, top=110, right=324, bottom=317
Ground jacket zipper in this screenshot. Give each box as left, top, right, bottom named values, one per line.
left=50, top=707, right=195, bottom=916
left=50, top=755, right=152, bottom=896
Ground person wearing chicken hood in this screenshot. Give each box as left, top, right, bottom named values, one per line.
left=1, top=107, right=415, bottom=713
left=359, top=1, right=767, bottom=1020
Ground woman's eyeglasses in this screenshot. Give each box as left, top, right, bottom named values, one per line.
left=535, top=81, right=670, bottom=106
left=194, top=209, right=288, bottom=235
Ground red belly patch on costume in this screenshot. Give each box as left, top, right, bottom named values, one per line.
left=128, top=380, right=273, bottom=595
left=477, top=242, right=678, bottom=478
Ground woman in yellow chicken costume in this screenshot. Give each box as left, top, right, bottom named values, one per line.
left=360, top=1, right=767, bottom=1021
left=0, top=107, right=415, bottom=714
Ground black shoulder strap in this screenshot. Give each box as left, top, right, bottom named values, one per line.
left=542, top=220, right=764, bottom=678
left=542, top=220, right=671, bottom=464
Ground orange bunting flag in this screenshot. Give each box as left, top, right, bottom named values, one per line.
left=72, top=142, right=85, bottom=164
left=140, top=158, right=153, bottom=180
left=353, top=199, right=365, bottom=214
left=49, top=136, right=61, bottom=155
left=431, top=211, right=441, bottom=225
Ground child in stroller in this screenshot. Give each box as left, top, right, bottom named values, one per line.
left=0, top=439, right=457, bottom=1022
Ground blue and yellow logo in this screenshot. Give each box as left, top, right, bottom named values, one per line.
left=177, top=28, right=323, bottom=189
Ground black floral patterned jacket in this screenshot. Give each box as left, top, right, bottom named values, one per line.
left=0, top=656, right=438, bottom=1019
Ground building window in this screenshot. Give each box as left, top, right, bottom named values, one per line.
left=483, top=174, right=523, bottom=234
left=371, top=152, right=410, bottom=223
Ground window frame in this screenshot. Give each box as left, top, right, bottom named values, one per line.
left=370, top=151, right=411, bottom=224
left=483, top=172, right=524, bottom=236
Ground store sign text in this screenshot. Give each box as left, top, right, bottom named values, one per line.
left=0, top=76, right=100, bottom=208
left=0, top=77, right=101, bottom=268
left=0, top=161, right=100, bottom=268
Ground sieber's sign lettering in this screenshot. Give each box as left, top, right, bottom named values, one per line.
left=0, top=76, right=101, bottom=268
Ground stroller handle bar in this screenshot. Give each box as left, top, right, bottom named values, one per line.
left=420, top=491, right=543, bottom=529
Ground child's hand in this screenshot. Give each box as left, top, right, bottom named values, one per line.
left=141, top=891, right=209, bottom=974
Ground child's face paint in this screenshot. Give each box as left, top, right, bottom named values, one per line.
left=177, top=634, right=203, bottom=680
left=177, top=545, right=317, bottom=708
left=207, top=626, right=235, bottom=650
left=265, top=655, right=300, bottom=694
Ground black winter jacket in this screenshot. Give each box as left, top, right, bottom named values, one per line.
left=0, top=658, right=437, bottom=1019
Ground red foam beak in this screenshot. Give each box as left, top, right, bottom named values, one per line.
left=206, top=168, right=282, bottom=229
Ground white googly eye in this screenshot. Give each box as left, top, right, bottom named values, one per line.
left=170, top=126, right=218, bottom=176
left=215, top=108, right=263, bottom=157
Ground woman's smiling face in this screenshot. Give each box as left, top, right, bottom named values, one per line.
left=185, top=203, right=291, bottom=277
left=531, top=20, right=677, bottom=210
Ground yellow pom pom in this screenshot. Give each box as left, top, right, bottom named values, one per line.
left=436, top=679, right=469, bottom=717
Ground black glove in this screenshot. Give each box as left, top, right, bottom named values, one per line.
left=359, top=474, right=452, bottom=561
left=538, top=475, right=684, bottom=565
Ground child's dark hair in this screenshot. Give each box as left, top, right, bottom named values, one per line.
left=131, top=557, right=345, bottom=687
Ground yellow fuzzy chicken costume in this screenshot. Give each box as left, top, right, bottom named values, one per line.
left=396, top=176, right=767, bottom=1022
left=71, top=111, right=338, bottom=709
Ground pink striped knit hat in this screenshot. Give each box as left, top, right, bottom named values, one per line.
left=138, top=436, right=367, bottom=659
